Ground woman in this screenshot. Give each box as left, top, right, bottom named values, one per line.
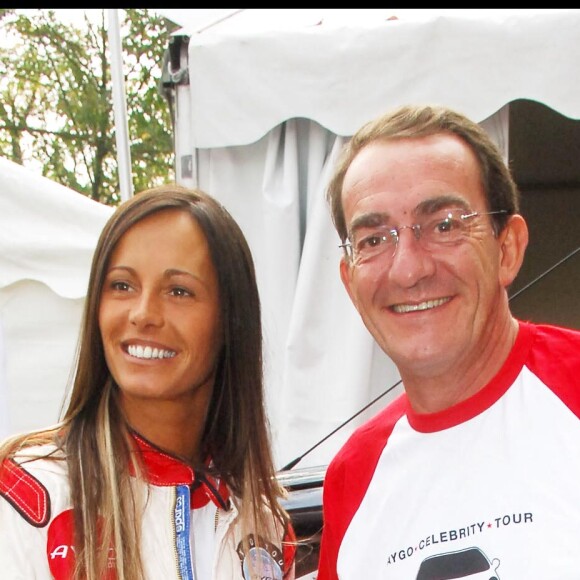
left=0, top=185, right=295, bottom=579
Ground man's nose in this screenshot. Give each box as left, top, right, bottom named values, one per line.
left=387, top=227, right=435, bottom=287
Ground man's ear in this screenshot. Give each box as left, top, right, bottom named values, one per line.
left=498, top=214, right=529, bottom=288
left=339, top=256, right=357, bottom=306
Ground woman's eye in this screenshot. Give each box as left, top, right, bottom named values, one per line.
left=170, top=287, right=192, bottom=298
left=111, top=281, right=130, bottom=291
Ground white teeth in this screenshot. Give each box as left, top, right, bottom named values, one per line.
left=392, top=297, right=450, bottom=314
left=127, top=345, right=176, bottom=359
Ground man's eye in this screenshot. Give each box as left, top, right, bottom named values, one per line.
left=358, top=233, right=387, bottom=251
left=433, top=216, right=461, bottom=234
left=367, top=235, right=384, bottom=248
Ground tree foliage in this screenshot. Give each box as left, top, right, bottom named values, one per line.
left=0, top=9, right=178, bottom=205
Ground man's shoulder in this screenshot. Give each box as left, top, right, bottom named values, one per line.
left=518, top=320, right=580, bottom=416
left=522, top=320, right=580, bottom=367
left=529, top=320, right=580, bottom=342
left=328, top=393, right=407, bottom=473
left=353, top=393, right=407, bottom=439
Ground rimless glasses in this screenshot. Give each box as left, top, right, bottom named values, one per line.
left=340, top=209, right=507, bottom=265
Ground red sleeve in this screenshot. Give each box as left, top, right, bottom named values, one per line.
left=316, top=457, right=345, bottom=580
left=283, top=519, right=297, bottom=578
left=523, top=322, right=580, bottom=416
left=317, top=396, right=406, bottom=579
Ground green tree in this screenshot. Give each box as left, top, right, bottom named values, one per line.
left=0, top=9, right=178, bottom=205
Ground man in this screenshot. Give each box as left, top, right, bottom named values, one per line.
left=317, top=104, right=580, bottom=578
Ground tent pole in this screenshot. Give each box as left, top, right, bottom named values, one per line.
left=107, top=9, right=133, bottom=201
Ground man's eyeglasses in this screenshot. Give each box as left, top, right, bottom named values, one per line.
left=339, top=209, right=507, bottom=265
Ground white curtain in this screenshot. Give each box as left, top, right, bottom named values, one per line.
left=480, top=105, right=510, bottom=162
left=0, top=320, right=9, bottom=438
left=192, top=119, right=397, bottom=469
left=0, top=157, right=113, bottom=438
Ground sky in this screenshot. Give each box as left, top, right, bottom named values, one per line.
left=13, top=9, right=117, bottom=29
left=51, top=9, right=101, bottom=23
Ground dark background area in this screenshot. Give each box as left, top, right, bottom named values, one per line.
left=507, top=99, right=580, bottom=330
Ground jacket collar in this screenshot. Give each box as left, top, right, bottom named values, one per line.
left=130, top=431, right=230, bottom=510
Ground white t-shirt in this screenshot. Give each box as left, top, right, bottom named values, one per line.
left=319, top=321, right=580, bottom=579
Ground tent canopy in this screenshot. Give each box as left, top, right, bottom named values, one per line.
left=161, top=8, right=580, bottom=149
left=0, top=157, right=113, bottom=438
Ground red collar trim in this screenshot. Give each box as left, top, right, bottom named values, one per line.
left=407, top=320, right=533, bottom=433
left=130, top=432, right=230, bottom=510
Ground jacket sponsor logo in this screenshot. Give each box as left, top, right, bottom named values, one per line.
left=175, top=492, right=186, bottom=533
left=237, top=533, right=283, bottom=580
left=47, top=509, right=117, bottom=579
left=174, top=485, right=194, bottom=580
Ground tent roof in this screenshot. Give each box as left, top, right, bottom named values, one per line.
left=158, top=8, right=580, bottom=148
left=0, top=157, right=113, bottom=299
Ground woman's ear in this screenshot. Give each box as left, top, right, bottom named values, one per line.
left=498, top=214, right=529, bottom=288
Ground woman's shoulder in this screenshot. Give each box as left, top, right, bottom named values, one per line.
left=0, top=442, right=69, bottom=526
left=9, top=442, right=67, bottom=471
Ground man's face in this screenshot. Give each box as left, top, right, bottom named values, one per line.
left=339, top=133, right=522, bottom=383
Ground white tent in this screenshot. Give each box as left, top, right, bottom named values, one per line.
left=0, top=157, right=113, bottom=438
left=158, top=8, right=580, bottom=469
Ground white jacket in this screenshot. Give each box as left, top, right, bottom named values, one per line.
left=0, top=433, right=295, bottom=579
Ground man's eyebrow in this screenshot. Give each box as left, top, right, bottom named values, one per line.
left=347, top=194, right=472, bottom=236
left=415, top=195, right=471, bottom=215
left=349, top=212, right=390, bottom=235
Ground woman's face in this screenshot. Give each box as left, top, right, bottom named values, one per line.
left=99, top=209, right=222, bottom=417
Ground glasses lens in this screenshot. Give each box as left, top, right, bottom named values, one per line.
left=351, top=228, right=397, bottom=263
left=420, top=209, right=471, bottom=249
